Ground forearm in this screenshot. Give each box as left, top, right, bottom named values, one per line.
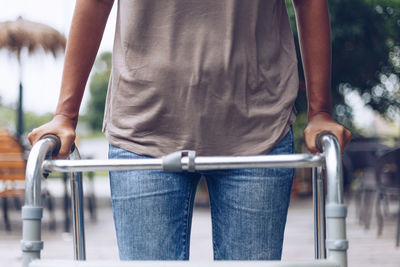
left=56, top=0, right=114, bottom=125
left=292, top=0, right=331, bottom=120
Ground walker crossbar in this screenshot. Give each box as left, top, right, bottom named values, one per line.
left=22, top=133, right=348, bottom=267
left=42, top=154, right=324, bottom=173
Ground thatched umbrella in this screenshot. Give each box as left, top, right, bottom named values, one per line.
left=0, top=16, right=66, bottom=140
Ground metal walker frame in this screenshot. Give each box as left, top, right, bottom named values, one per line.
left=21, top=133, right=348, bottom=267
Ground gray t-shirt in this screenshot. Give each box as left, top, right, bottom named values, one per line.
left=103, top=0, right=298, bottom=157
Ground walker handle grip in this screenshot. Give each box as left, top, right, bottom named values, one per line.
left=41, top=134, right=62, bottom=156
left=40, top=134, right=77, bottom=157
left=316, top=131, right=337, bottom=153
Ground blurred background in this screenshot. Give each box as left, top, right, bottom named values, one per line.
left=0, top=0, right=399, bottom=266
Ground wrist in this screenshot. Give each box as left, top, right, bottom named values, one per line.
left=307, top=110, right=331, bottom=122
left=53, top=113, right=78, bottom=128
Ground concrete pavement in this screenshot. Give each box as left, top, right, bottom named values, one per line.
left=1, top=191, right=400, bottom=266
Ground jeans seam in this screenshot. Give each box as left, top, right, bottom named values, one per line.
left=183, top=178, right=194, bottom=259
left=208, top=188, right=220, bottom=259
left=289, top=126, right=294, bottom=153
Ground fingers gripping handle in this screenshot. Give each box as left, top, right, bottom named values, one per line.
left=41, top=134, right=61, bottom=157
left=40, top=134, right=76, bottom=157
left=316, top=131, right=337, bottom=153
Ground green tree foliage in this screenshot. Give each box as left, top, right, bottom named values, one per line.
left=0, top=104, right=52, bottom=134
left=287, top=0, right=400, bottom=128
left=85, top=52, right=112, bottom=131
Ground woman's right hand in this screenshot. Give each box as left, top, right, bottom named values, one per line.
left=27, top=0, right=115, bottom=158
left=27, top=114, right=77, bottom=159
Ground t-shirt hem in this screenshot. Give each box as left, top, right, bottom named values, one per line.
left=103, top=108, right=296, bottom=158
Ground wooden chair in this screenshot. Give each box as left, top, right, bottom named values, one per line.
left=0, top=128, right=26, bottom=230
left=0, top=128, right=55, bottom=231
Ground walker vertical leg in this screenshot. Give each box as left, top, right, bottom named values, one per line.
left=69, top=148, right=86, bottom=260
left=22, top=138, right=57, bottom=267
left=320, top=135, right=348, bottom=267
left=313, top=167, right=326, bottom=259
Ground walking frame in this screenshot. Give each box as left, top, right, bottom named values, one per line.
left=21, top=133, right=348, bottom=267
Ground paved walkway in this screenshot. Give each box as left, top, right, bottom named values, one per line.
left=1, top=189, right=400, bottom=266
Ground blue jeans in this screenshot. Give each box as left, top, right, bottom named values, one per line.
left=109, top=129, right=294, bottom=260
